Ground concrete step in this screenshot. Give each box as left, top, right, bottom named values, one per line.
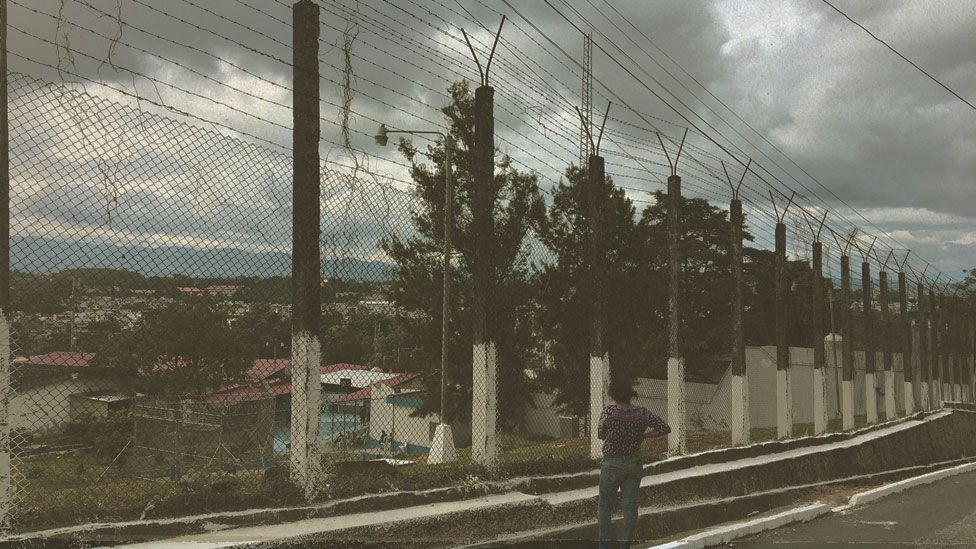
left=12, top=409, right=976, bottom=548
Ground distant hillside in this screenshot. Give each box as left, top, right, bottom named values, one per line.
left=11, top=235, right=395, bottom=281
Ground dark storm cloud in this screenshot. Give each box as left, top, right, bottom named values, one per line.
left=5, top=0, right=975, bottom=275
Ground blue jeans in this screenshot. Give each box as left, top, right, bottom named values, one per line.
left=598, top=456, right=642, bottom=549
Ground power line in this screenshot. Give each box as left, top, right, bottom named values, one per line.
left=819, top=0, right=976, bottom=113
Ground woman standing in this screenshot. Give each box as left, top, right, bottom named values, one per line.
left=597, top=379, right=671, bottom=549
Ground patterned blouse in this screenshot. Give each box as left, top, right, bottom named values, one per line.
left=597, top=404, right=671, bottom=458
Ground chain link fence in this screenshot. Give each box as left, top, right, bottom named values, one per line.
left=3, top=4, right=965, bottom=536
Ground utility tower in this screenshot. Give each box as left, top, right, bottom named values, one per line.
left=579, top=32, right=593, bottom=170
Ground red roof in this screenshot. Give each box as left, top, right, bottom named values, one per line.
left=24, top=352, right=95, bottom=369
left=334, top=372, right=422, bottom=403
left=320, top=363, right=369, bottom=375
left=208, top=379, right=293, bottom=407
left=247, top=359, right=290, bottom=380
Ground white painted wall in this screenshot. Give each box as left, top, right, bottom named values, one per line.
left=11, top=377, right=119, bottom=433
left=522, top=344, right=915, bottom=437
left=368, top=385, right=437, bottom=451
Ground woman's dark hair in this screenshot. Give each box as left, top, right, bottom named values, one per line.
left=608, top=378, right=637, bottom=404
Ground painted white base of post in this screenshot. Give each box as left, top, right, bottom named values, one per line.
left=884, top=371, right=897, bottom=419
left=954, top=384, right=963, bottom=403
left=472, top=342, right=498, bottom=467
left=865, top=372, right=878, bottom=424
left=290, top=331, right=322, bottom=501
left=428, top=423, right=456, bottom=464
left=842, top=380, right=855, bottom=430
left=0, top=311, right=10, bottom=528
left=813, top=367, right=827, bottom=435
left=731, top=374, right=749, bottom=445
left=668, top=357, right=687, bottom=455
left=943, top=383, right=952, bottom=404
left=904, top=381, right=915, bottom=415
left=920, top=381, right=930, bottom=410
left=589, top=352, right=609, bottom=460
left=776, top=368, right=792, bottom=439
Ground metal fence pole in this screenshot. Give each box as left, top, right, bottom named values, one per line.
left=0, top=0, right=10, bottom=528
left=290, top=0, right=321, bottom=501
left=775, top=222, right=791, bottom=438
left=730, top=196, right=748, bottom=445
left=667, top=173, right=686, bottom=454
left=862, top=260, right=877, bottom=423
left=429, top=135, right=456, bottom=464
left=899, top=270, right=914, bottom=414
left=841, top=254, right=855, bottom=429
left=471, top=83, right=497, bottom=467
left=588, top=154, right=609, bottom=459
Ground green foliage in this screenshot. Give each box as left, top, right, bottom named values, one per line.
left=234, top=304, right=291, bottom=359
left=92, top=298, right=255, bottom=394
left=380, top=81, right=545, bottom=426
left=533, top=165, right=645, bottom=415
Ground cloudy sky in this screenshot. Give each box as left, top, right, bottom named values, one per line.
left=6, top=0, right=975, bottom=281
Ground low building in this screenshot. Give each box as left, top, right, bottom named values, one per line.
left=68, top=391, right=136, bottom=422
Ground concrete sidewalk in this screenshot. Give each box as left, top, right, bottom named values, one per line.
left=115, top=413, right=949, bottom=548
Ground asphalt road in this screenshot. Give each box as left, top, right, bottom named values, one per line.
left=722, top=470, right=976, bottom=548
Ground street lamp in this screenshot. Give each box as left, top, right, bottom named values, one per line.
left=374, top=124, right=456, bottom=464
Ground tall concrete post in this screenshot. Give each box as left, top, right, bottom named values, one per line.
left=775, top=222, right=791, bottom=439
left=730, top=197, right=748, bottom=444
left=966, top=308, right=976, bottom=402
left=953, top=299, right=963, bottom=402
left=930, top=288, right=941, bottom=406
left=937, top=293, right=952, bottom=402
left=667, top=174, right=686, bottom=454
left=899, top=271, right=914, bottom=414
left=290, top=0, right=322, bottom=501
left=918, top=282, right=930, bottom=410
left=470, top=85, right=496, bottom=467
left=841, top=254, right=855, bottom=429
left=863, top=261, right=877, bottom=424
left=880, top=270, right=896, bottom=419
left=0, top=0, right=11, bottom=527
left=812, top=241, right=828, bottom=434
left=588, top=155, right=610, bottom=459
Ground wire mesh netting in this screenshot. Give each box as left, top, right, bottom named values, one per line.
left=2, top=0, right=970, bottom=536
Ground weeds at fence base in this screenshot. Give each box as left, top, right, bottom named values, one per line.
left=12, top=423, right=882, bottom=532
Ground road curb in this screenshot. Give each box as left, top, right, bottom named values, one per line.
left=847, top=460, right=976, bottom=507
left=646, top=503, right=832, bottom=549
left=647, top=457, right=976, bottom=549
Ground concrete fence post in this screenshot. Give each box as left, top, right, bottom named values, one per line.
left=730, top=196, right=748, bottom=445
left=667, top=173, right=686, bottom=454
left=899, top=271, right=914, bottom=414
left=588, top=155, right=610, bottom=459
left=880, top=269, right=896, bottom=419
left=471, top=84, right=497, bottom=467
left=918, top=282, right=930, bottom=410
left=775, top=222, right=791, bottom=439
left=930, top=287, right=941, bottom=406
left=0, top=0, right=11, bottom=528
left=966, top=308, right=976, bottom=402
left=841, top=254, right=855, bottom=429
left=812, top=241, right=827, bottom=434
left=863, top=260, right=877, bottom=424
left=953, top=298, right=964, bottom=403
left=290, top=0, right=322, bottom=501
